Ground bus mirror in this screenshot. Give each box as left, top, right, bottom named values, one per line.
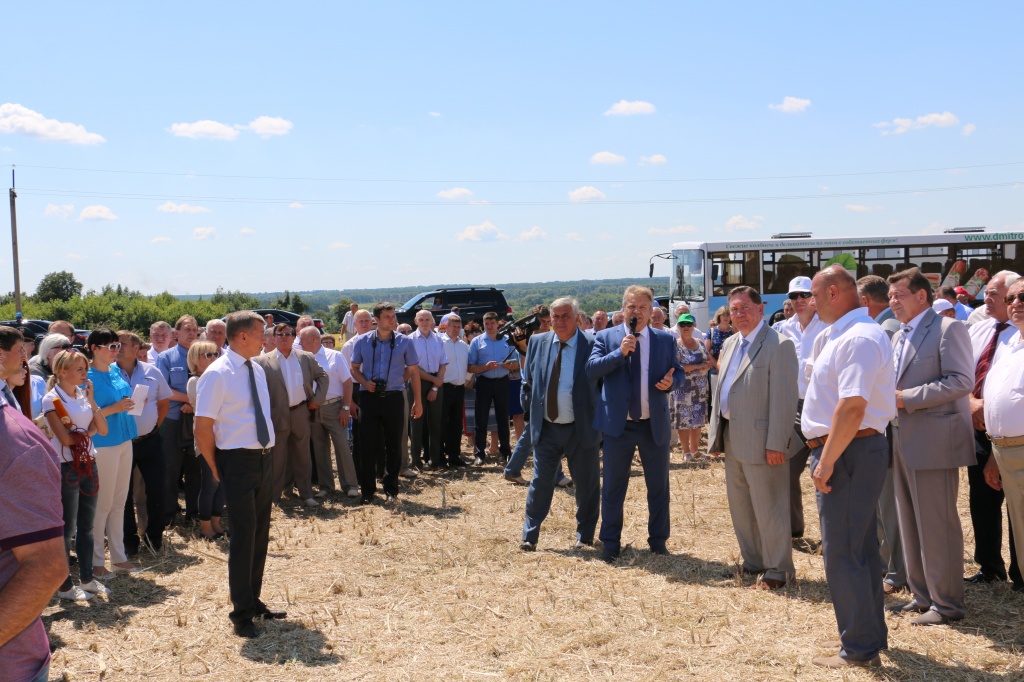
left=649, top=262, right=654, bottom=278
left=712, top=264, right=720, bottom=281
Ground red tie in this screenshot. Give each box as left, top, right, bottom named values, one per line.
left=973, top=321, right=1009, bottom=398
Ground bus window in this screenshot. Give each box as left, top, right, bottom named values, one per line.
left=816, top=249, right=861, bottom=278
left=711, top=251, right=759, bottom=296
left=1003, top=243, right=1024, bottom=277
left=762, top=250, right=812, bottom=294
left=864, top=247, right=911, bottom=281
left=671, top=249, right=706, bottom=301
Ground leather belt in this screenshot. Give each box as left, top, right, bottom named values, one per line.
left=289, top=400, right=308, bottom=410
left=988, top=434, right=1024, bottom=447
left=323, top=397, right=345, bottom=405
left=806, top=428, right=881, bottom=450
left=133, top=428, right=158, bottom=442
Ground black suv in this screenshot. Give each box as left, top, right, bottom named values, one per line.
left=0, top=318, right=53, bottom=343
left=395, top=288, right=512, bottom=326
left=236, top=309, right=325, bottom=332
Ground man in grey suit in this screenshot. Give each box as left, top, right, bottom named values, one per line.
left=253, top=323, right=329, bottom=507
left=519, top=298, right=600, bottom=551
left=886, top=268, right=974, bottom=625
left=708, top=286, right=799, bottom=589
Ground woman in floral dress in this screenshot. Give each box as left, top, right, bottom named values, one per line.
left=670, top=314, right=712, bottom=461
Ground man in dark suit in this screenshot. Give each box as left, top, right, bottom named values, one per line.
left=519, top=298, right=600, bottom=551
left=252, top=323, right=329, bottom=507
left=586, top=285, right=685, bottom=562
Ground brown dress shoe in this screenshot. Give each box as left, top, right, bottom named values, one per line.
left=722, top=567, right=761, bottom=579
left=882, top=581, right=906, bottom=595
left=812, top=654, right=881, bottom=669
left=751, top=577, right=786, bottom=590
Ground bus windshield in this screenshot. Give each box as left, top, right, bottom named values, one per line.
left=671, top=249, right=706, bottom=301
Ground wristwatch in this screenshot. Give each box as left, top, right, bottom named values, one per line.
left=431, top=387, right=438, bottom=392
left=342, top=405, right=350, bottom=411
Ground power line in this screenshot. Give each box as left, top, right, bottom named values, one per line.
left=17, top=181, right=1021, bottom=206
left=13, top=160, right=1024, bottom=185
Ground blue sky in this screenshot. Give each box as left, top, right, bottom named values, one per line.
left=2, top=2, right=1022, bottom=295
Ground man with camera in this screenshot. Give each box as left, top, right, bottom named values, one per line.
left=468, top=312, right=518, bottom=465
left=350, top=303, right=423, bottom=505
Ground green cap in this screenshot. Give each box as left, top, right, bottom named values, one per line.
left=676, top=314, right=695, bottom=324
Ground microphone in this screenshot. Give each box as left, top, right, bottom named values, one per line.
left=628, top=317, right=638, bottom=335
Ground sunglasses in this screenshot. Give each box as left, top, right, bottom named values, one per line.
left=788, top=292, right=813, bottom=300
left=96, top=342, right=122, bottom=351
left=201, top=351, right=220, bottom=360
left=677, top=322, right=694, bottom=328
left=274, top=332, right=295, bottom=338
left=58, top=343, right=73, bottom=350
left=1006, top=292, right=1024, bottom=306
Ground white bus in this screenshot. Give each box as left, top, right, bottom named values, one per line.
left=661, top=229, right=1024, bottom=329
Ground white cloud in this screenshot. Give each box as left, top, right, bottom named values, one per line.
left=112, top=252, right=123, bottom=257
left=921, top=221, right=946, bottom=234
left=724, top=215, right=761, bottom=231
left=289, top=202, right=304, bottom=209
left=565, top=232, right=584, bottom=242
left=638, top=154, right=668, bottom=165
left=456, top=220, right=508, bottom=242
left=963, top=123, right=976, bottom=136
left=79, top=205, right=118, bottom=221
left=328, top=241, right=352, bottom=249
left=157, top=201, right=209, bottom=214
left=873, top=111, right=959, bottom=135
left=818, top=185, right=830, bottom=191
left=844, top=204, right=874, bottom=212
left=192, top=227, right=216, bottom=240
left=44, top=203, right=74, bottom=218
left=769, top=96, right=812, bottom=113
left=428, top=112, right=441, bottom=118
left=437, top=187, right=474, bottom=199
left=604, top=100, right=656, bottom=116
left=239, top=228, right=256, bottom=236
left=150, top=236, right=172, bottom=244
left=568, top=186, right=606, bottom=203
left=590, top=151, right=626, bottom=165
left=243, top=116, right=293, bottom=138
left=170, top=119, right=240, bottom=140
left=518, top=225, right=547, bottom=242
left=65, top=253, right=85, bottom=260
left=0, top=103, right=105, bottom=144
left=648, top=224, right=697, bottom=235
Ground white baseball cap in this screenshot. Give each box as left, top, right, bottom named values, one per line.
left=788, top=276, right=813, bottom=294
left=932, top=299, right=954, bottom=313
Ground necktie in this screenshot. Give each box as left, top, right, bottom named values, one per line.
left=894, top=325, right=912, bottom=376
left=1, top=383, right=17, bottom=410
left=628, top=333, right=642, bottom=420
left=547, top=341, right=567, bottom=421
left=974, top=321, right=1009, bottom=398
left=245, top=359, right=271, bottom=448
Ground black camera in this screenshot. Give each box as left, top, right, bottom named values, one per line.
left=373, top=379, right=388, bottom=396
left=496, top=313, right=542, bottom=354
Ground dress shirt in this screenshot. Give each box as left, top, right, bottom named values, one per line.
left=195, top=348, right=276, bottom=450
left=955, top=302, right=971, bottom=322
left=342, top=311, right=357, bottom=336
left=621, top=322, right=651, bottom=420
left=985, top=331, right=1024, bottom=437
left=801, top=307, right=896, bottom=439
left=893, top=307, right=929, bottom=377
left=410, top=329, right=448, bottom=374
left=350, top=331, right=419, bottom=392
left=146, top=346, right=161, bottom=364
left=29, top=374, right=45, bottom=419
left=546, top=333, right=577, bottom=424
left=442, top=335, right=470, bottom=385
left=968, top=316, right=1017, bottom=366
left=719, top=320, right=764, bottom=420
left=779, top=314, right=829, bottom=399
left=279, top=350, right=306, bottom=406
left=156, top=344, right=190, bottom=419
left=313, top=347, right=351, bottom=401
left=0, top=379, right=19, bottom=413
left=468, top=333, right=513, bottom=379
left=119, top=361, right=172, bottom=435
left=340, top=332, right=364, bottom=364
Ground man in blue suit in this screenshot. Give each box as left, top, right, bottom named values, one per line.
left=587, top=285, right=685, bottom=561
left=519, top=298, right=600, bottom=550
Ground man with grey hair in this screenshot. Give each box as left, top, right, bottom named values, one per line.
left=965, top=269, right=1023, bottom=588
left=409, top=310, right=448, bottom=470
left=341, top=310, right=373, bottom=364
left=147, top=321, right=172, bottom=363
left=650, top=307, right=667, bottom=330
left=205, top=319, right=227, bottom=350
left=520, top=298, right=600, bottom=551
left=611, top=311, right=625, bottom=327
left=592, top=310, right=609, bottom=333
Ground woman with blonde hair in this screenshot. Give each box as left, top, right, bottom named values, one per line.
left=42, top=349, right=109, bottom=600
left=186, top=340, right=225, bottom=541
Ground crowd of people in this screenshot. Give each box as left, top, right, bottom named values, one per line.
left=2, top=270, right=1024, bottom=675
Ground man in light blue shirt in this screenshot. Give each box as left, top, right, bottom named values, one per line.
left=468, top=312, right=519, bottom=464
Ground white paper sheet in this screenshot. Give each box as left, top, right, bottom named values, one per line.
left=128, top=384, right=149, bottom=416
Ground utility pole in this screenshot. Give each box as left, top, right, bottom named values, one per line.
left=9, top=166, right=21, bottom=320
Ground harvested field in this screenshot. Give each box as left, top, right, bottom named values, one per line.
left=44, top=441, right=1024, bottom=681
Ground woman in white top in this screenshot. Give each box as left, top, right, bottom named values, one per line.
left=186, top=341, right=225, bottom=540
left=42, top=350, right=109, bottom=601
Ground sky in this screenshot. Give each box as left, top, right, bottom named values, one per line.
left=2, top=2, right=1022, bottom=296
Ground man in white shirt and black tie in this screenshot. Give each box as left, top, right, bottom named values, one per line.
left=195, top=311, right=283, bottom=639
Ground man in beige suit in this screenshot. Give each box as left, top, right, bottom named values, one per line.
left=708, top=286, right=800, bottom=589
left=253, top=323, right=329, bottom=507
left=886, top=268, right=974, bottom=625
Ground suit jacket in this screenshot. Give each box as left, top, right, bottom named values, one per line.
left=707, top=324, right=799, bottom=461
left=585, top=324, right=685, bottom=446
left=252, top=348, right=329, bottom=431
left=522, top=329, right=599, bottom=448
left=891, top=308, right=975, bottom=470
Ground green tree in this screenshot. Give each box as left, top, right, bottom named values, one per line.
left=35, top=270, right=83, bottom=303
left=331, top=297, right=355, bottom=325
left=289, top=292, right=308, bottom=314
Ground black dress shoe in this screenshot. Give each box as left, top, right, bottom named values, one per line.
left=256, top=606, right=287, bottom=620
left=964, top=571, right=1002, bottom=584
left=360, top=496, right=375, bottom=505
left=448, top=458, right=469, bottom=468
left=234, top=620, right=260, bottom=638
left=601, top=549, right=620, bottom=564
left=650, top=546, right=670, bottom=556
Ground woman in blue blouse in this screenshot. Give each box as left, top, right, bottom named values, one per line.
left=87, top=328, right=140, bottom=579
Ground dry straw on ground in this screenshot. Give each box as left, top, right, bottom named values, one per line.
left=44, top=438, right=1024, bottom=681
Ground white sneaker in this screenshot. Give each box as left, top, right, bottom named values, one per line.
left=80, top=579, right=112, bottom=596
left=58, top=585, right=94, bottom=601
left=346, top=486, right=360, bottom=498
left=303, top=498, right=319, bottom=508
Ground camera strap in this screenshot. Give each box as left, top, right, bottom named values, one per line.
left=371, top=331, right=396, bottom=387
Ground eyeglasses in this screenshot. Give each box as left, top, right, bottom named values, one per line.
left=97, top=342, right=122, bottom=351
left=201, top=352, right=220, bottom=360
left=1005, top=292, right=1024, bottom=306
left=788, top=292, right=813, bottom=300
left=275, top=332, right=295, bottom=337
left=677, top=322, right=694, bottom=328
left=58, top=343, right=73, bottom=350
